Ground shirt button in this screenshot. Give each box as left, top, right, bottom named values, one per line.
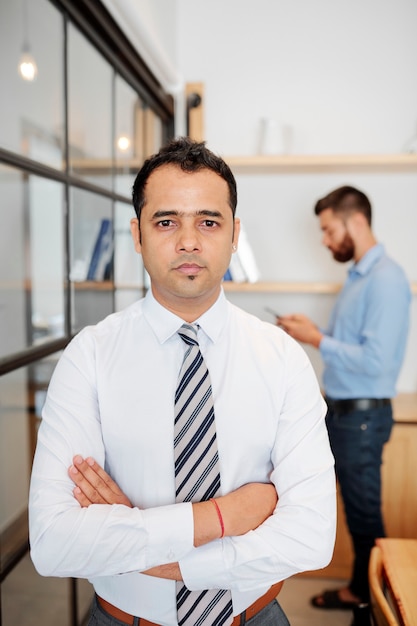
left=361, top=423, right=367, bottom=430
left=167, top=550, right=175, bottom=560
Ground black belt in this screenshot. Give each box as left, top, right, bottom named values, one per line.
left=325, top=397, right=391, bottom=412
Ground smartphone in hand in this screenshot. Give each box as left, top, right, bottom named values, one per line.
left=264, top=307, right=282, bottom=320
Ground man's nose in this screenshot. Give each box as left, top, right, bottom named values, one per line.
left=177, top=225, right=201, bottom=252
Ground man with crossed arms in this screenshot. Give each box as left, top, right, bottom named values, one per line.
left=29, top=138, right=336, bottom=626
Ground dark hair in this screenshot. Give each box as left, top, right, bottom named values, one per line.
left=314, top=185, right=372, bottom=226
left=132, top=136, right=237, bottom=222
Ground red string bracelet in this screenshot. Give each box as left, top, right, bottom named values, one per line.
left=210, top=498, right=225, bottom=538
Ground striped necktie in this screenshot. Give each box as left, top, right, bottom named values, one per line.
left=174, top=323, right=233, bottom=626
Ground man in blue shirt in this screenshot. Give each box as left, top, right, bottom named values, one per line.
left=278, top=186, right=411, bottom=622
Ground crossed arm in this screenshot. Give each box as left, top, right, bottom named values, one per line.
left=69, top=455, right=278, bottom=581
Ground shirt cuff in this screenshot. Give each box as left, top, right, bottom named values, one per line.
left=319, top=334, right=338, bottom=359
left=142, top=502, right=194, bottom=567
left=179, top=538, right=229, bottom=590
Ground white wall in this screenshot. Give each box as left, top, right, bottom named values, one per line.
left=176, top=0, right=417, bottom=156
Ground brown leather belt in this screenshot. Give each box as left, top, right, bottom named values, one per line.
left=97, top=580, right=284, bottom=625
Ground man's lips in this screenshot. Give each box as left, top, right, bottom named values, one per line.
left=175, top=263, right=203, bottom=275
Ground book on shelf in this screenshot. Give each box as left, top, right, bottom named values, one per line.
left=86, top=218, right=114, bottom=281
left=225, top=224, right=260, bottom=283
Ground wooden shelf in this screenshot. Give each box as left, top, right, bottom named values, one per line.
left=223, top=281, right=417, bottom=295
left=72, top=280, right=114, bottom=291
left=224, top=153, right=417, bottom=173
left=223, top=281, right=342, bottom=293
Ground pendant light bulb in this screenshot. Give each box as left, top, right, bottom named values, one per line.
left=117, top=135, right=131, bottom=152
left=18, top=48, right=38, bottom=81
left=18, top=0, right=38, bottom=82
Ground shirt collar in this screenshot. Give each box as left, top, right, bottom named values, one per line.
left=348, top=243, right=384, bottom=278
left=142, top=288, right=228, bottom=345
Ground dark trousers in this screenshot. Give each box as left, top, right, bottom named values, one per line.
left=326, top=404, right=393, bottom=602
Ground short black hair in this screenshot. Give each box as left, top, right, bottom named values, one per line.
left=314, top=185, right=372, bottom=226
left=132, top=137, right=237, bottom=223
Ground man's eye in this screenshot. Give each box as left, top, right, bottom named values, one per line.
left=203, top=220, right=216, bottom=228
left=158, top=219, right=173, bottom=227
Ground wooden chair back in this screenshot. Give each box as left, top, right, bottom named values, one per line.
left=369, top=546, right=399, bottom=626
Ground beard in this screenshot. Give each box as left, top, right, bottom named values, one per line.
left=331, top=232, right=355, bottom=263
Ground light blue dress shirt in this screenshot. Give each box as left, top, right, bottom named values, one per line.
left=319, top=244, right=411, bottom=399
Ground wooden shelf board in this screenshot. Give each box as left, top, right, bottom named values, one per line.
left=224, top=153, right=417, bottom=173
left=1, top=281, right=414, bottom=295
left=223, top=281, right=417, bottom=295
left=68, top=154, right=417, bottom=174
left=72, top=280, right=114, bottom=291
left=224, top=281, right=342, bottom=294
left=114, top=284, right=147, bottom=292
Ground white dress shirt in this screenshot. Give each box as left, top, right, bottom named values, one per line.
left=29, top=289, right=336, bottom=625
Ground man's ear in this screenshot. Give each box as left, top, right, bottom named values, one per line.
left=346, top=211, right=366, bottom=236
left=130, top=218, right=142, bottom=253
left=232, top=217, right=241, bottom=250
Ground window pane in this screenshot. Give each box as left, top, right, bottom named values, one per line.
left=68, top=23, right=113, bottom=190
left=144, top=107, right=164, bottom=158
left=30, top=175, right=66, bottom=342
left=0, top=0, right=64, bottom=169
left=0, top=164, right=65, bottom=359
left=115, top=75, right=144, bottom=197
left=70, top=187, right=113, bottom=333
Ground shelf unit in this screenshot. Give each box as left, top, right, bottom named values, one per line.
left=221, top=153, right=417, bottom=295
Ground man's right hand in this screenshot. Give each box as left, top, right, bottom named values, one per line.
left=69, top=455, right=132, bottom=508
left=278, top=313, right=323, bottom=348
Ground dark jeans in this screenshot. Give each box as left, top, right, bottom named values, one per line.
left=326, top=403, right=393, bottom=602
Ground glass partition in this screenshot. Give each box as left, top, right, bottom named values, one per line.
left=0, top=0, right=64, bottom=169
left=115, top=75, right=143, bottom=197
left=70, top=187, right=113, bottom=333
left=29, top=175, right=66, bottom=343
left=68, top=22, right=113, bottom=189
left=0, top=164, right=65, bottom=359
